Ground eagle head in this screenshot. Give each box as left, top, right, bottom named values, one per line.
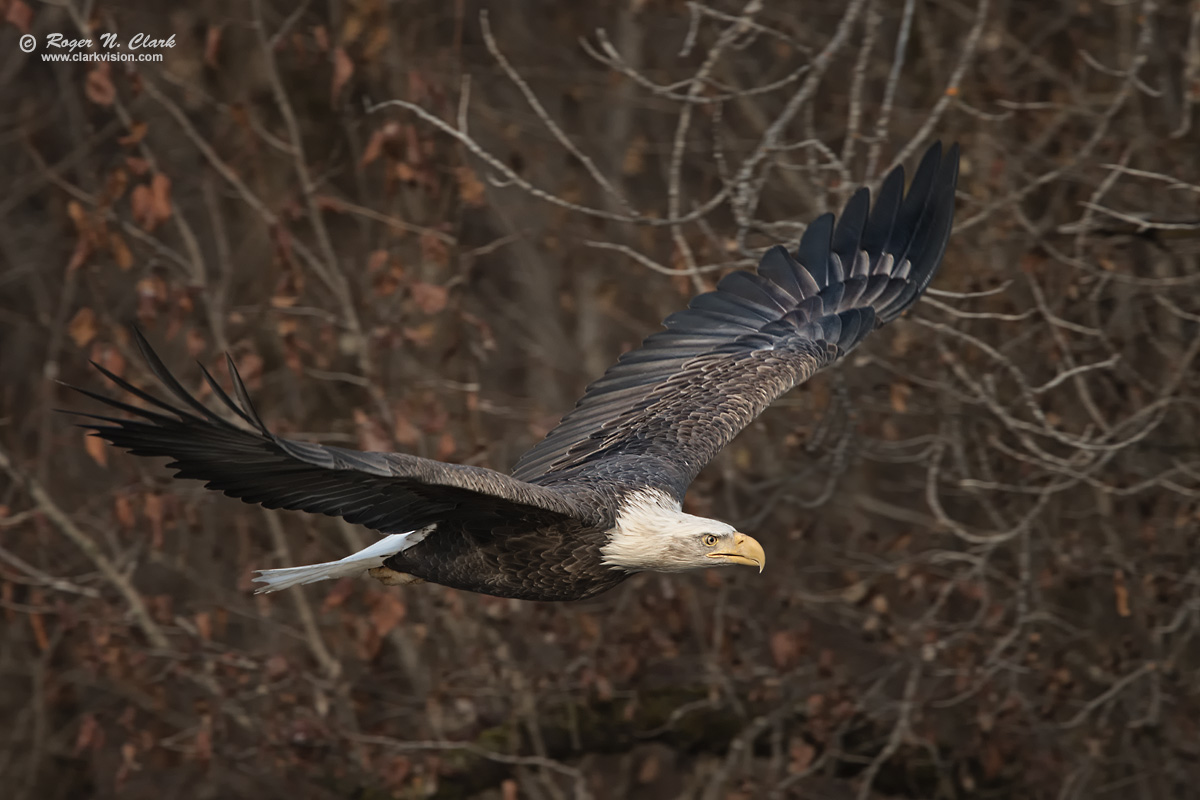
left=601, top=490, right=766, bottom=574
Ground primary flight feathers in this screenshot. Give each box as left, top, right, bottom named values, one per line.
left=74, top=142, right=958, bottom=601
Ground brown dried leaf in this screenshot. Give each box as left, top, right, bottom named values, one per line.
left=890, top=381, right=911, bottom=414
left=622, top=133, right=647, bottom=176
left=109, top=231, right=133, bottom=270
left=367, top=249, right=389, bottom=274
left=393, top=414, right=419, bottom=447
left=67, top=238, right=91, bottom=272
left=870, top=594, right=889, bottom=614
left=194, top=721, right=213, bottom=764
left=265, top=653, right=289, bottom=679
left=143, top=493, right=165, bottom=550
left=982, top=741, right=1004, bottom=778
left=462, top=311, right=496, bottom=352
left=369, top=593, right=406, bottom=637
left=1114, top=571, right=1131, bottom=617
left=6, top=0, right=32, bottom=34
left=283, top=339, right=303, bottom=375
left=85, top=66, right=116, bottom=106
left=382, top=755, right=411, bottom=790
left=186, top=328, right=206, bottom=358
left=395, top=162, right=417, bottom=182
left=420, top=231, right=450, bottom=269
left=29, top=610, right=49, bottom=651
left=101, top=169, right=129, bottom=207
left=130, top=184, right=153, bottom=229
left=150, top=173, right=173, bottom=224
left=234, top=351, right=263, bottom=389
left=125, top=156, right=150, bottom=176
left=85, top=433, right=109, bottom=467
left=74, top=714, right=101, bottom=756
left=118, top=121, right=148, bottom=146
left=331, top=48, right=354, bottom=103
left=66, top=200, right=88, bottom=233
left=769, top=630, right=802, bottom=669
left=204, top=25, right=222, bottom=68
left=276, top=318, right=298, bottom=339
left=195, top=611, right=212, bottom=641
left=410, top=282, right=447, bottom=314
left=354, top=408, right=392, bottom=452
left=361, top=128, right=387, bottom=167
left=403, top=323, right=435, bottom=348
left=136, top=275, right=167, bottom=323
left=889, top=324, right=915, bottom=357
left=437, top=431, right=455, bottom=461
left=374, top=272, right=400, bottom=297
left=364, top=25, right=389, bottom=62
left=321, top=580, right=355, bottom=611
left=456, top=166, right=485, bottom=207
left=637, top=753, right=660, bottom=784
left=116, top=742, right=140, bottom=789
left=114, top=494, right=135, bottom=529
left=341, top=9, right=365, bottom=45
left=68, top=307, right=98, bottom=347
left=94, top=339, right=127, bottom=374
left=789, top=740, right=816, bottom=773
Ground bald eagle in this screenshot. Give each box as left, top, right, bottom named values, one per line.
left=75, top=142, right=958, bottom=601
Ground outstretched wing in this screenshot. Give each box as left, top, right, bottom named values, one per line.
left=512, top=142, right=959, bottom=495
left=73, top=330, right=586, bottom=533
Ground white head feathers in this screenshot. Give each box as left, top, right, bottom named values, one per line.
left=600, top=489, right=740, bottom=572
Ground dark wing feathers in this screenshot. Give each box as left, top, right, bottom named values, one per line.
left=511, top=142, right=959, bottom=489
left=757, top=245, right=807, bottom=300
left=796, top=213, right=835, bottom=288
left=77, top=142, right=958, bottom=523
left=831, top=187, right=870, bottom=264
left=862, top=163, right=904, bottom=266
left=73, top=330, right=585, bottom=533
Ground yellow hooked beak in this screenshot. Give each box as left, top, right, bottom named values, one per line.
left=706, top=532, right=766, bottom=573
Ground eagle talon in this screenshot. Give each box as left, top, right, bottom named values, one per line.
left=369, top=566, right=425, bottom=586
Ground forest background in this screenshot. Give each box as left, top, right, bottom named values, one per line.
left=2, top=0, right=1199, bottom=798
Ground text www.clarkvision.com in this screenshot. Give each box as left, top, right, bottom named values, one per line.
left=41, top=51, right=163, bottom=62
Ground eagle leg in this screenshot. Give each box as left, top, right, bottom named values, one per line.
left=369, top=566, right=426, bottom=586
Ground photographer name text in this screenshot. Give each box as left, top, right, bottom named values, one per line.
left=44, top=33, right=176, bottom=53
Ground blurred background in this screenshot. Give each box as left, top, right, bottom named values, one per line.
left=2, top=0, right=1199, bottom=798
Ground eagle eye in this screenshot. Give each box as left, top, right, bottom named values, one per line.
left=702, top=534, right=718, bottom=547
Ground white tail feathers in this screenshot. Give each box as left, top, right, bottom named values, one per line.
left=252, top=529, right=429, bottom=593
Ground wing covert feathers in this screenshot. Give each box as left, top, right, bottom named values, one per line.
left=512, top=142, right=959, bottom=486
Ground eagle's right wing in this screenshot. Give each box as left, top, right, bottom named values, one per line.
left=72, top=330, right=587, bottom=534
left=511, top=143, right=959, bottom=497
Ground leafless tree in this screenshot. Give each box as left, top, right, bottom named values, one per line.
left=2, top=0, right=1199, bottom=797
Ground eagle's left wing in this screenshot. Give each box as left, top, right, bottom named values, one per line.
left=72, top=330, right=586, bottom=534
left=512, top=142, right=958, bottom=497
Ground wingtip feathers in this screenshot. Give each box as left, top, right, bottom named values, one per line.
left=759, top=139, right=959, bottom=347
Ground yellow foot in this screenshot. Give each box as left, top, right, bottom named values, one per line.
left=369, top=566, right=425, bottom=586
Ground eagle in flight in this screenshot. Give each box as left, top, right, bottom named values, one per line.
left=75, top=142, right=958, bottom=601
